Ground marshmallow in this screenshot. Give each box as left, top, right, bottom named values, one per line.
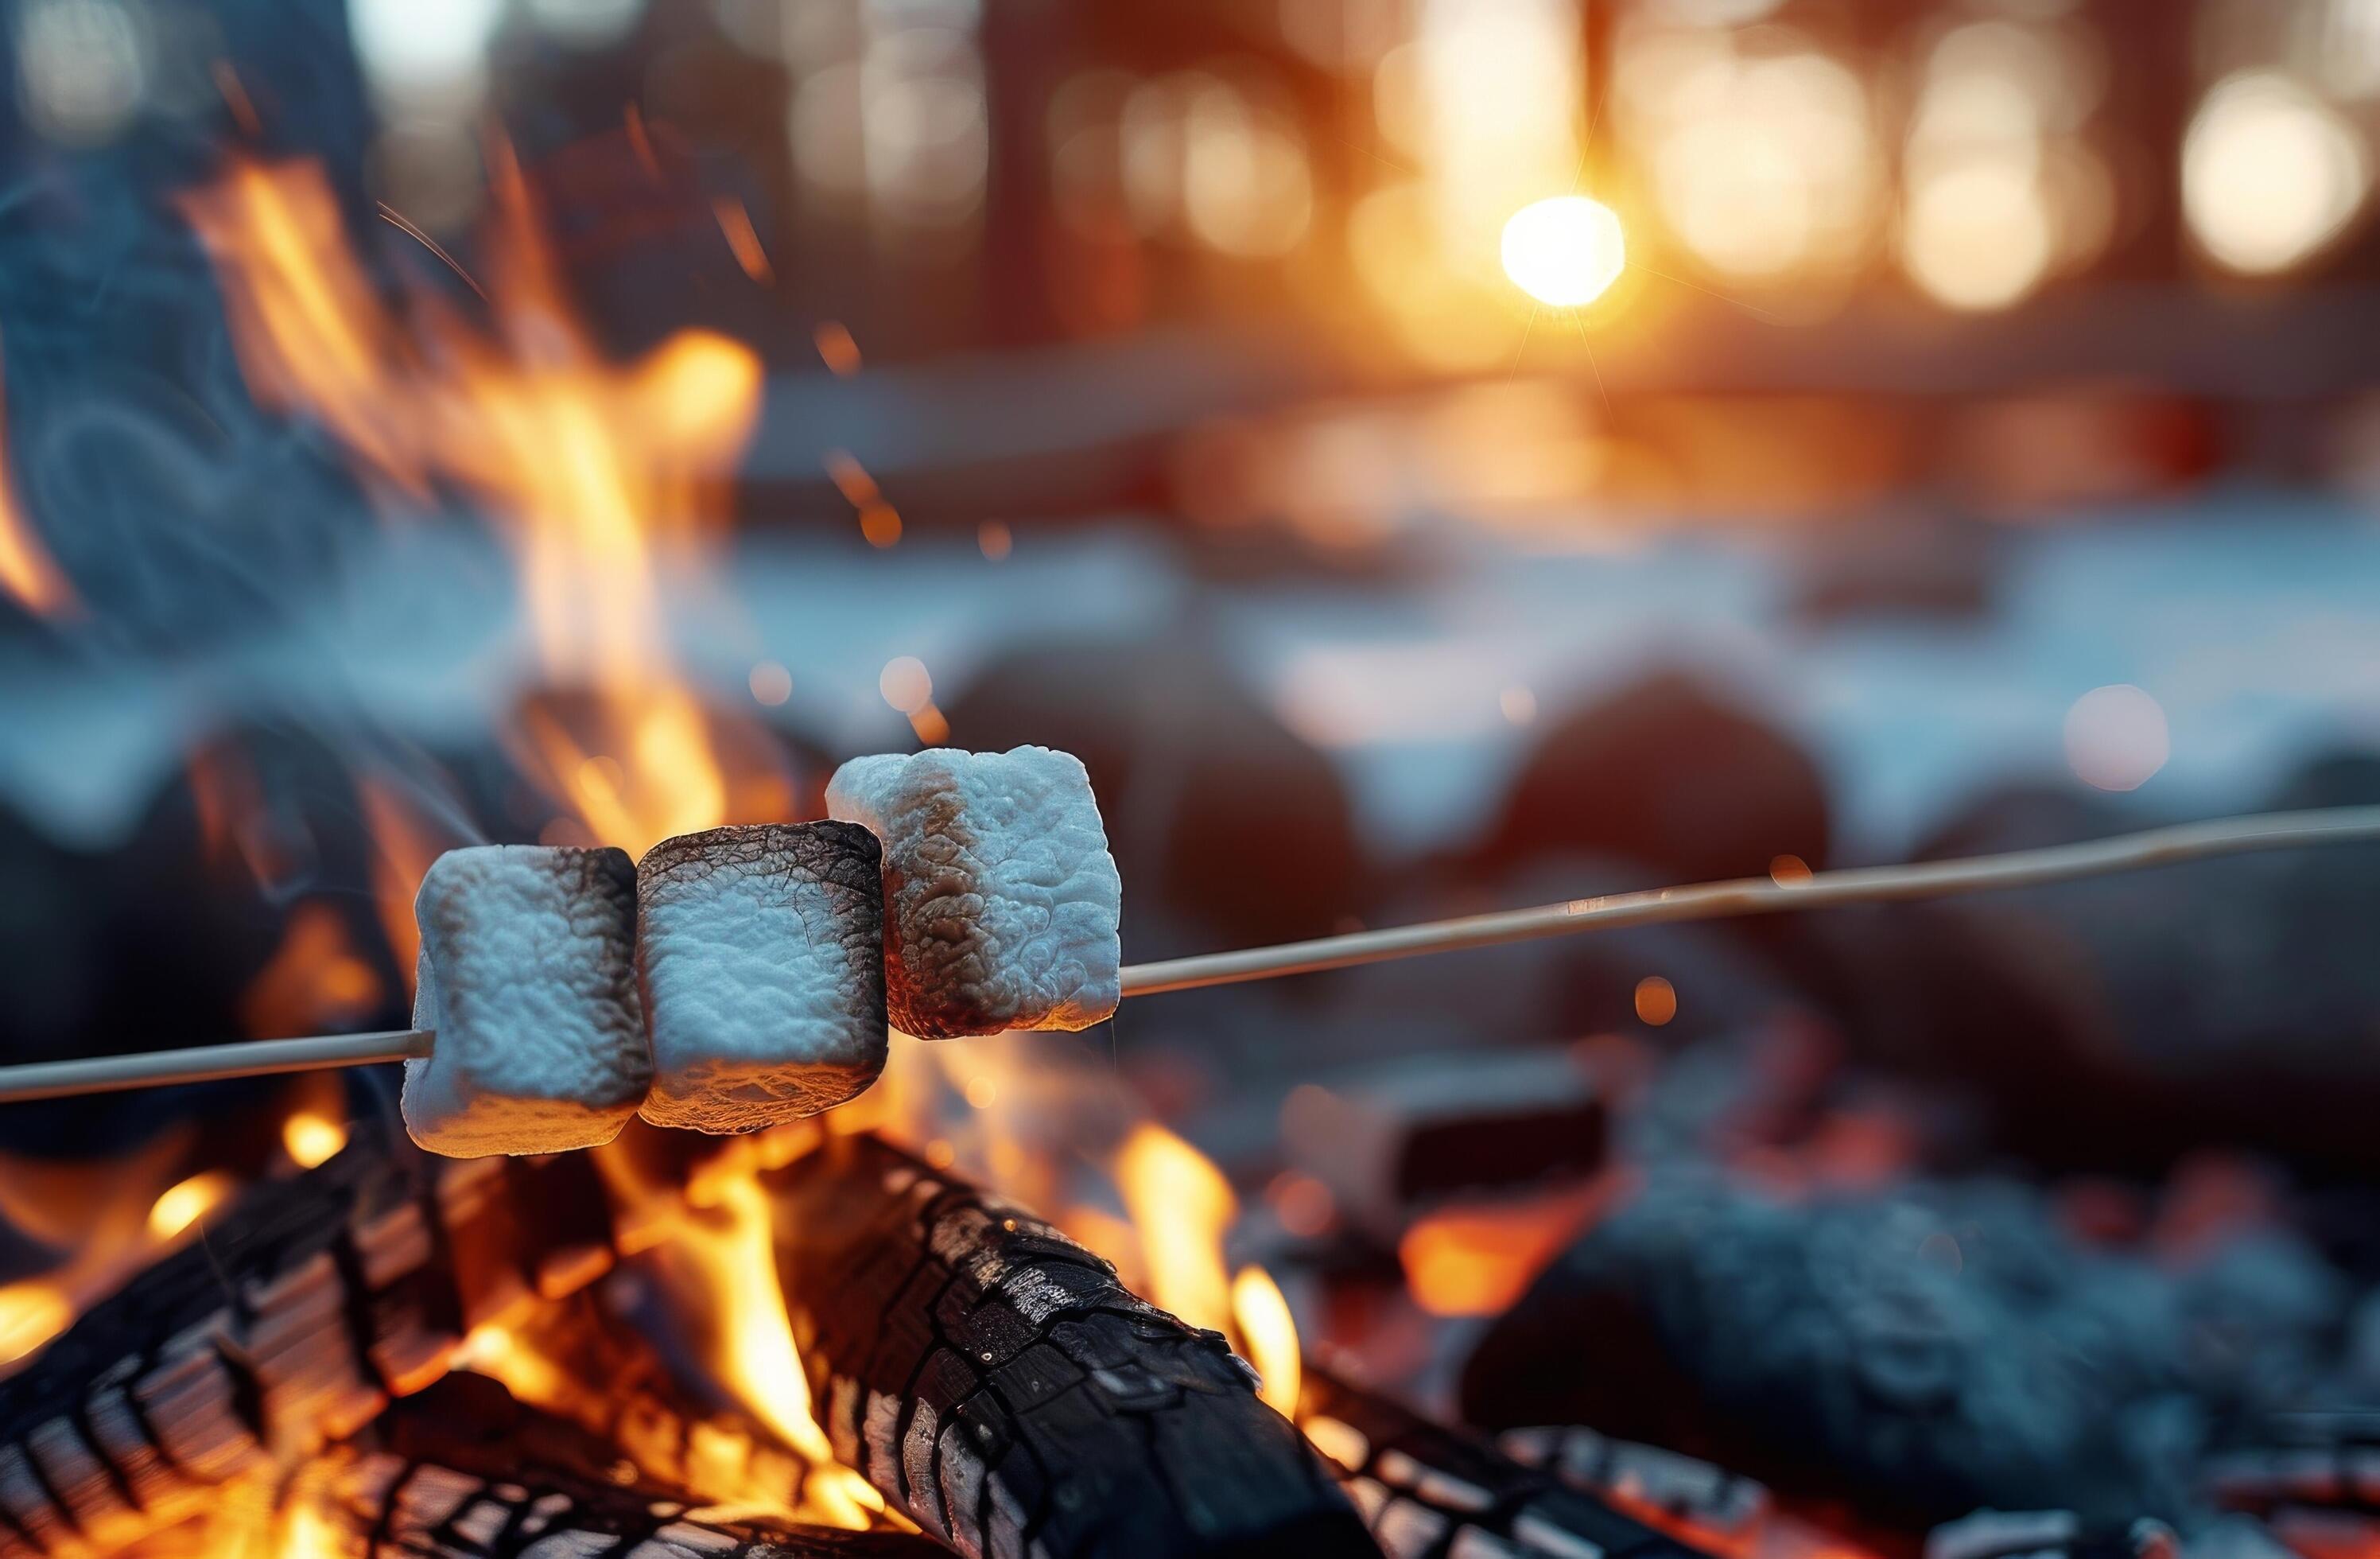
left=826, top=745, right=1122, bottom=1038
left=403, top=845, right=650, bottom=1158
left=635, top=822, right=889, bottom=1133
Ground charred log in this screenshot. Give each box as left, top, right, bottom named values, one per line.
left=0, top=1118, right=739, bottom=1555
left=764, top=1133, right=1376, bottom=1559
left=1497, top=1425, right=1768, bottom=1541
left=1924, top=1509, right=2180, bottom=1559
left=1299, top=1363, right=1718, bottom=1559
left=2203, top=1411, right=2380, bottom=1519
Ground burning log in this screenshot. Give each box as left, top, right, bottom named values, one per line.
left=1297, top=1363, right=1718, bottom=1559
left=0, top=1118, right=667, bottom=1553
left=457, top=1286, right=839, bottom=1522
left=763, top=1133, right=1376, bottom=1558
left=308, top=1374, right=942, bottom=1558
left=314, top=1455, right=918, bottom=1558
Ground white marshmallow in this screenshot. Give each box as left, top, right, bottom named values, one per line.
left=635, top=822, right=889, bottom=1133
left=826, top=745, right=1122, bottom=1038
left=404, top=845, right=650, bottom=1157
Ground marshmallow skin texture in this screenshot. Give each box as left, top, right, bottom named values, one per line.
left=635, top=822, right=889, bottom=1133
left=827, top=745, right=1123, bottom=1038
left=404, top=845, right=650, bottom=1158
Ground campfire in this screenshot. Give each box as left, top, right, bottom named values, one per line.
left=0, top=146, right=1702, bottom=1559
left=7, top=47, right=2380, bottom=1559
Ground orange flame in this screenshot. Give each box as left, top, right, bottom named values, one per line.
left=183, top=154, right=764, bottom=856
left=0, top=1127, right=216, bottom=1380
left=1112, top=1123, right=1305, bottom=1419
left=1116, top=1123, right=1235, bottom=1332
left=239, top=903, right=385, bottom=1039
left=355, top=779, right=449, bottom=986
left=0, top=1283, right=68, bottom=1370
left=1398, top=1180, right=1617, bottom=1318
left=282, top=1109, right=349, bottom=1170
left=658, top=1173, right=885, bottom=1527
left=148, top=1171, right=234, bottom=1241
left=1229, top=1265, right=1301, bottom=1417
left=0, top=346, right=72, bottom=615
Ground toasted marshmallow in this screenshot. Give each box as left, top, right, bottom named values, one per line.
left=636, top=822, right=889, bottom=1133
left=827, top=745, right=1121, bottom=1038
left=404, top=845, right=650, bottom=1157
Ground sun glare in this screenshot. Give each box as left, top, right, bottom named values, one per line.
left=1500, top=196, right=1627, bottom=308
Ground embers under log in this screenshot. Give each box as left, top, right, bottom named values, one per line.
left=311, top=1375, right=944, bottom=1558
left=0, top=1122, right=643, bottom=1554
left=764, top=1134, right=1376, bottom=1559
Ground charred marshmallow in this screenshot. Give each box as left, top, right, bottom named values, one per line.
left=827, top=745, right=1122, bottom=1038
left=635, top=822, right=889, bottom=1133
left=404, top=845, right=650, bottom=1158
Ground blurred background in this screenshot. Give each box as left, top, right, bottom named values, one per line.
left=6, top=0, right=2380, bottom=1545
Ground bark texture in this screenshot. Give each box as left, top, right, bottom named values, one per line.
left=767, top=1134, right=1376, bottom=1559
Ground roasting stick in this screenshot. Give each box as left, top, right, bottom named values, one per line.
left=2, top=803, right=2377, bottom=1106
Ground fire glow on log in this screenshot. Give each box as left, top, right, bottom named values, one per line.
left=0, top=1114, right=1372, bottom=1558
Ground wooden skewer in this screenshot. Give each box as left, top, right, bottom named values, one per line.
left=2, top=804, right=2376, bottom=1106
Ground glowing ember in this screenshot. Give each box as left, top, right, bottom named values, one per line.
left=0, top=346, right=72, bottom=615
left=454, top=1322, right=569, bottom=1409
left=0, top=1132, right=212, bottom=1378
left=0, top=1282, right=69, bottom=1367
left=272, top=1501, right=348, bottom=1559
left=713, top=195, right=776, bottom=284
left=1400, top=1184, right=1609, bottom=1318
left=281, top=1111, right=349, bottom=1170
left=148, top=1171, right=233, bottom=1241
left=813, top=321, right=863, bottom=377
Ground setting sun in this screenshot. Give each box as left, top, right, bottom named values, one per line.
left=1500, top=195, right=1627, bottom=308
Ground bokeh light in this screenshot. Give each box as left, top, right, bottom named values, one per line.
left=2183, top=70, right=2371, bottom=275
left=1895, top=14, right=2107, bottom=311
left=282, top=1112, right=349, bottom=1169
left=2064, top=683, right=2170, bottom=791
left=14, top=0, right=149, bottom=145
left=147, top=1172, right=231, bottom=1241
left=1902, top=160, right=2056, bottom=311
left=522, top=0, right=646, bottom=48
left=347, top=0, right=502, bottom=100
left=879, top=655, right=934, bottom=716
left=1635, top=34, right=1881, bottom=283
left=748, top=661, right=793, bottom=706
left=1500, top=196, right=1627, bottom=307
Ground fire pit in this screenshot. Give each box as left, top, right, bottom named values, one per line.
left=7, top=8, right=2380, bottom=1559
